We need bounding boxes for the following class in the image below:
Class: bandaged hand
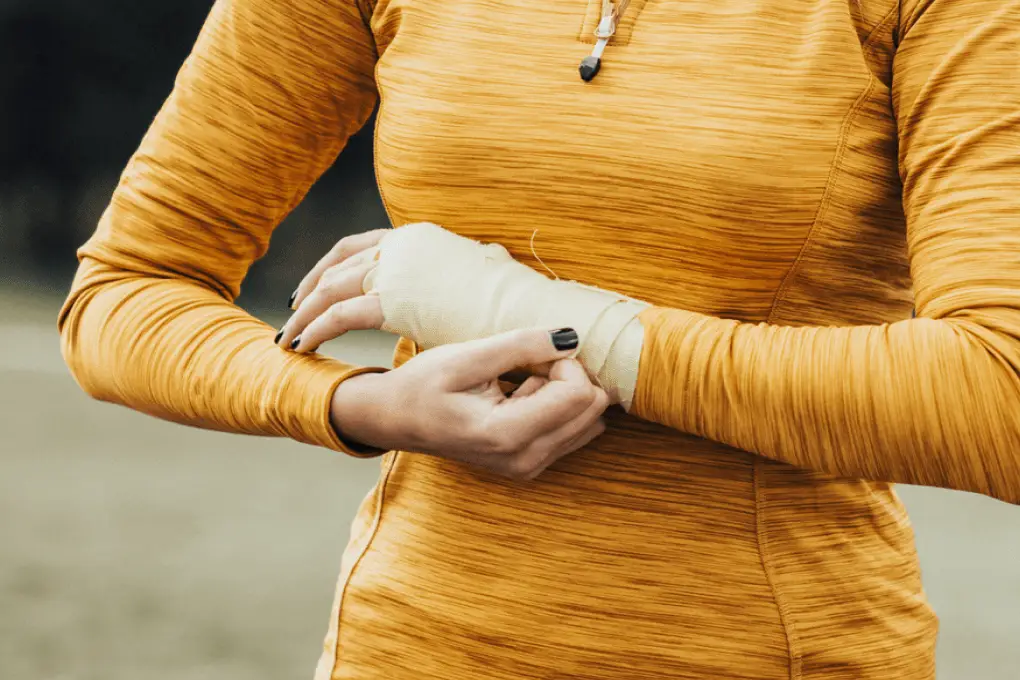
[277,223,649,408]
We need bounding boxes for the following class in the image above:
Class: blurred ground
[1,287,1017,680]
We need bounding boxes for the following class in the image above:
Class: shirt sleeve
[630,0,1020,504]
[57,0,384,455]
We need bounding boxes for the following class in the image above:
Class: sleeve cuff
[274,354,389,458]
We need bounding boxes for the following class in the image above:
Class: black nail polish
[287,290,298,308]
[274,329,284,344]
[290,335,302,350]
[550,328,579,351]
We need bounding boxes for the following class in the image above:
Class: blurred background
[0,1,1017,679]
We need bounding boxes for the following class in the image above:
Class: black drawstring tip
[579,56,601,82]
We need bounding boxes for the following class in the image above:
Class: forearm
[631,306,1020,503]
[59,258,381,454]
[627,0,1020,504]
[55,0,384,453]
[363,223,650,406]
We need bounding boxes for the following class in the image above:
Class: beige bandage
[362,223,648,409]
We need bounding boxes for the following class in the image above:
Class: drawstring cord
[579,0,631,81]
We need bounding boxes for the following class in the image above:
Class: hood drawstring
[579,0,630,82]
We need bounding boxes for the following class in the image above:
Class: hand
[329,328,610,480]
[276,228,387,352]
[275,223,647,409]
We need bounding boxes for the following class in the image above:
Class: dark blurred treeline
[0,0,385,304]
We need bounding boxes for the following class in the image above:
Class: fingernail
[287,290,298,309]
[290,335,302,350]
[274,329,284,344]
[550,328,578,351]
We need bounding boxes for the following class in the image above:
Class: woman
[59,0,1020,677]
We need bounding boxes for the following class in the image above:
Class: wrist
[593,314,645,410]
[330,371,390,453]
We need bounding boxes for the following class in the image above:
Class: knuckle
[564,384,593,409]
[505,453,542,481]
[491,435,520,458]
[321,307,346,333]
[327,300,346,318]
[322,261,345,278]
[317,277,342,298]
[482,429,521,457]
[333,237,353,259]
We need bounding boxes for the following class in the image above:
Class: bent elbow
[57,280,111,403]
[56,260,141,404]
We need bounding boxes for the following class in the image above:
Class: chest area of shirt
[368,0,900,311]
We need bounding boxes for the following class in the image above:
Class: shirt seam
[325,450,401,675]
[372,64,396,226]
[353,0,382,60]
[765,4,898,323]
[765,76,876,322]
[862,1,901,47]
[754,459,803,680]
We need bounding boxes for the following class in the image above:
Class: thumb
[440,328,579,391]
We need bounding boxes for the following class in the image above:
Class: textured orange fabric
[58,0,1020,678]
[58,0,383,454]
[631,0,1020,506]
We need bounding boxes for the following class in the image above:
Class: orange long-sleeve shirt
[59,0,1020,678]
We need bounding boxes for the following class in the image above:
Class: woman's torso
[317,1,938,677]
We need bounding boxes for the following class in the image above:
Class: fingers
[289,229,388,309]
[484,359,602,445]
[509,375,548,399]
[498,388,609,480]
[278,259,376,349]
[561,418,607,455]
[546,354,591,384]
[441,328,580,391]
[512,418,607,480]
[381,336,607,480]
[332,246,379,273]
[525,361,555,378]
[488,364,609,478]
[536,388,608,452]
[520,380,609,455]
[289,295,384,352]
